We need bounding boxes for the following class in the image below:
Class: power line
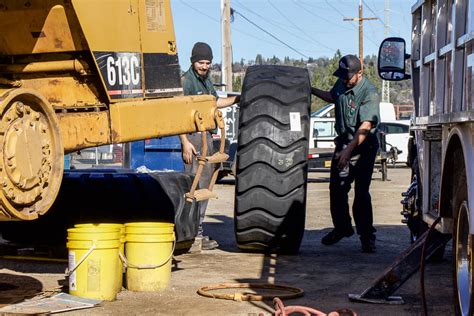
[343,1,379,64]
[179,0,294,51]
[362,0,385,27]
[179,0,219,23]
[366,0,402,38]
[233,0,332,51]
[363,0,401,37]
[295,0,334,11]
[292,0,354,32]
[234,0,293,30]
[232,8,309,58]
[267,0,336,51]
[324,0,357,30]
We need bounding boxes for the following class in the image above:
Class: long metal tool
[348,228,451,304]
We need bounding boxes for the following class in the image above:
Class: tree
[363,55,382,91]
[310,50,342,112]
[223,50,413,112]
[269,55,280,64]
[233,75,242,92]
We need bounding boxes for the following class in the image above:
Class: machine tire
[234,65,310,254]
[452,165,472,315]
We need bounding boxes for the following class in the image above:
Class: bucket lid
[75,223,125,234]
[125,232,175,243]
[67,227,121,241]
[68,226,120,233]
[125,222,174,235]
[124,222,174,228]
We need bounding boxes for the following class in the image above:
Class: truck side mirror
[378,37,410,81]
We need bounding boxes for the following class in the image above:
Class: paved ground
[0,167,454,315]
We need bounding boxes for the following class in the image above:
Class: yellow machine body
[0,0,218,220]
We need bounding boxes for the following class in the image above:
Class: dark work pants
[184,132,215,237]
[329,134,379,239]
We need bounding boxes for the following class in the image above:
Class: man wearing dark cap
[180,42,239,251]
[311,54,380,253]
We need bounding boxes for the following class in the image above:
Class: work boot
[360,235,376,253]
[201,236,219,250]
[321,228,354,246]
[188,237,203,253]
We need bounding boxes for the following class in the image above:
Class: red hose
[273,297,357,316]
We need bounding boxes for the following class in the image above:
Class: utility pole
[221,0,232,92]
[343,0,377,69]
[381,0,390,103]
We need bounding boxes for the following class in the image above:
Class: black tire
[0,171,198,244]
[234,65,310,254]
[452,166,472,315]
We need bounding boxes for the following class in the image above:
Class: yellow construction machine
[0,0,224,221]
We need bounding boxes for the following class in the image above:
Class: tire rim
[0,96,63,220]
[456,201,472,315]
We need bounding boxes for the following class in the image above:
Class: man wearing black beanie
[179,42,239,251]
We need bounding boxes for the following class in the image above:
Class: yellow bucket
[124,222,175,292]
[67,227,121,300]
[75,223,125,292]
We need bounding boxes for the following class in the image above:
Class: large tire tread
[234,65,310,254]
[237,140,307,173]
[240,98,309,126]
[236,188,305,216]
[237,163,305,196]
[238,119,307,148]
[452,163,470,316]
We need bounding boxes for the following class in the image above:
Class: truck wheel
[234,65,310,254]
[453,170,472,315]
[0,92,63,220]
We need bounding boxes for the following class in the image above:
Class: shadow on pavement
[0,273,44,306]
[202,216,454,315]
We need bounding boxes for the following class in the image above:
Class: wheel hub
[1,101,52,206]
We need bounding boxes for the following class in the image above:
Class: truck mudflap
[0,170,199,244]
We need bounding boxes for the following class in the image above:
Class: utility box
[130,136,184,171]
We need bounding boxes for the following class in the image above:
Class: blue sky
[171,0,413,69]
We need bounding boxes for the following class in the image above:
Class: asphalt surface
[0,167,454,315]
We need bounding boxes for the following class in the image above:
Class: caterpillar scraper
[0,0,224,222]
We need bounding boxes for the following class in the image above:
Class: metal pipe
[0,59,88,74]
[0,78,22,87]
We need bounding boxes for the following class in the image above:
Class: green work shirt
[330,77,380,140]
[182,66,218,98]
[182,66,218,133]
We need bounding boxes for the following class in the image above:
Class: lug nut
[15,102,24,115]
